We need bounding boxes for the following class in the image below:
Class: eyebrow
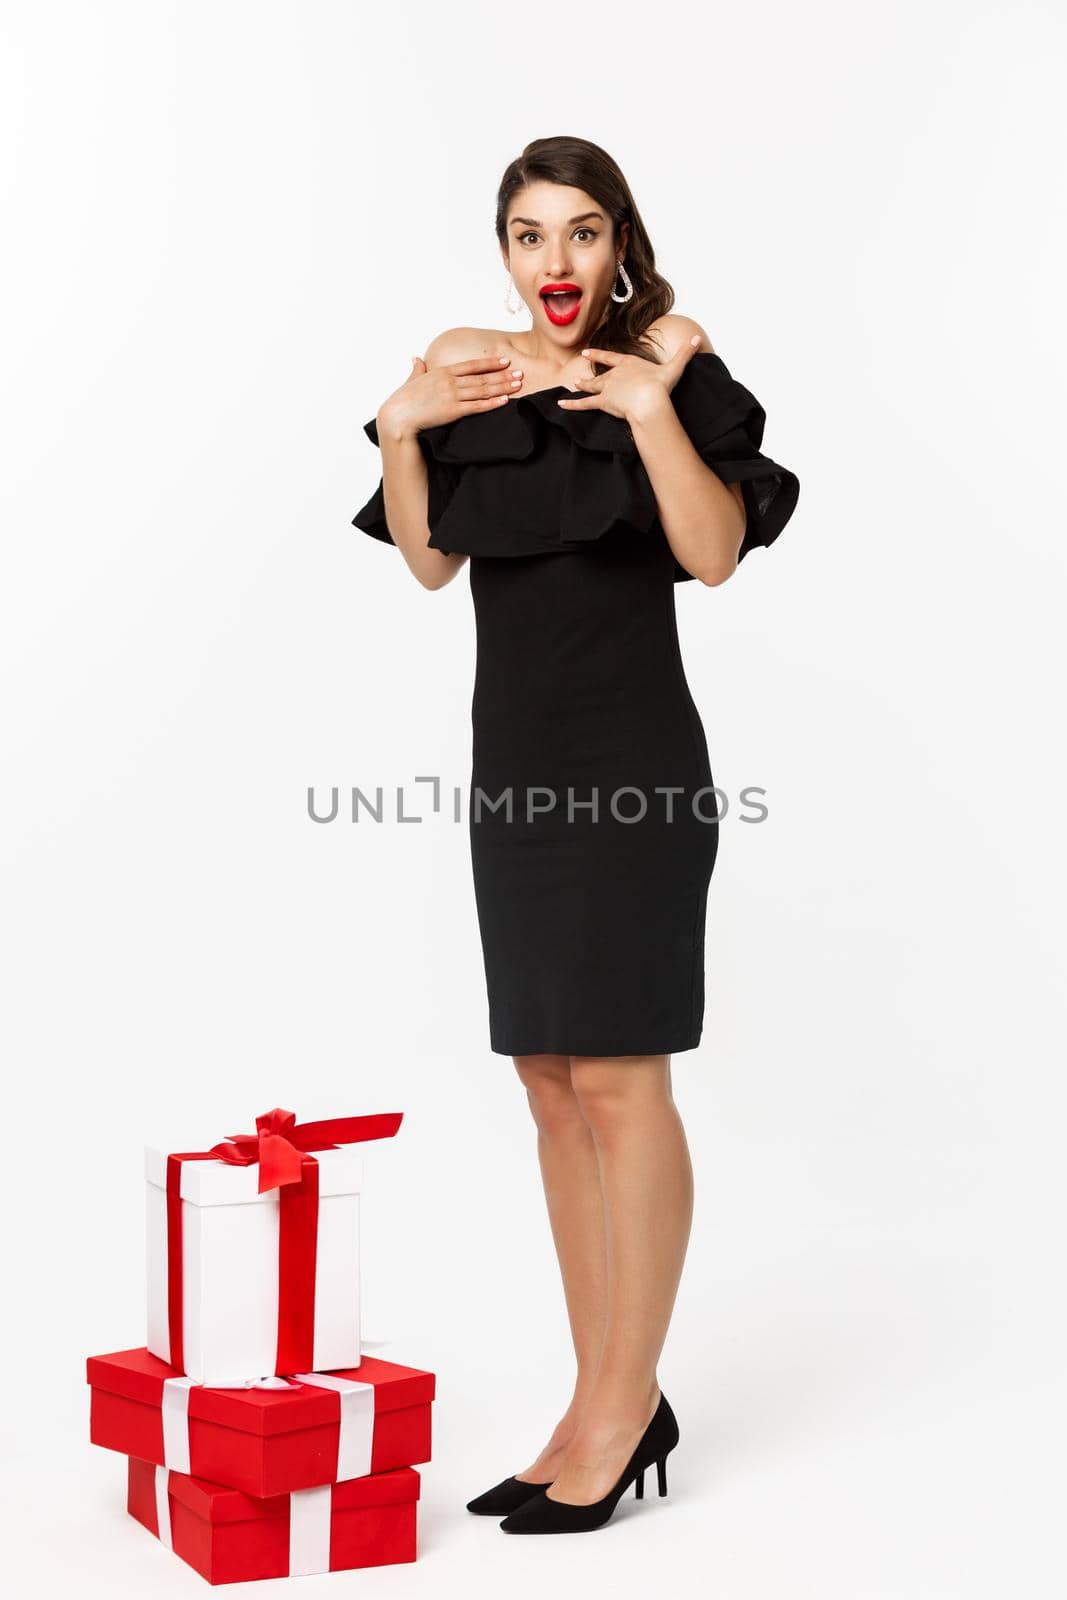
[509,212,605,228]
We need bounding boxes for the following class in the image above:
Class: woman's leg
[511,1053,610,1481]
[544,1053,694,1504]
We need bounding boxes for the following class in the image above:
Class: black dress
[351,352,799,1057]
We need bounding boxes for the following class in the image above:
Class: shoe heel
[656,1454,669,1496]
[634,1466,645,1499]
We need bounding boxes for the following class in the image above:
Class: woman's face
[503,181,629,348]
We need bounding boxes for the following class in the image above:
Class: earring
[504,273,525,316]
[610,259,634,303]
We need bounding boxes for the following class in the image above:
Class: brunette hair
[494,135,675,367]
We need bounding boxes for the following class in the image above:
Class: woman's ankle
[517,1399,587,1478]
[575,1378,661,1433]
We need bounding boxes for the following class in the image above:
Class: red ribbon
[165,1108,403,1377]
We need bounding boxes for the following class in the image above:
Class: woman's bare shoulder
[423,326,512,370]
[645,313,715,360]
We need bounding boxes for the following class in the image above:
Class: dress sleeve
[350,416,463,547]
[672,354,800,566]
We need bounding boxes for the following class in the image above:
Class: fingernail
[499,356,509,364]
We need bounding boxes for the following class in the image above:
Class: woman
[352,135,799,1535]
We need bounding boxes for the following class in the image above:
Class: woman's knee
[512,1054,585,1133]
[569,1055,670,1135]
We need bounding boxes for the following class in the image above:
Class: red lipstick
[539,283,583,325]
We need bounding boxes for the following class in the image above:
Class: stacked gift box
[86,1109,436,1584]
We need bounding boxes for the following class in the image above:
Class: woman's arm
[374,334,522,590]
[628,401,746,587]
[374,407,469,591]
[563,314,746,585]
[628,316,745,586]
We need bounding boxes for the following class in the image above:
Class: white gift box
[145,1144,364,1387]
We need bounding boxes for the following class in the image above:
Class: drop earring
[610,259,634,303]
[504,273,525,316]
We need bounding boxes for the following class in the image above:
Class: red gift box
[127,1455,419,1583]
[88,1347,434,1497]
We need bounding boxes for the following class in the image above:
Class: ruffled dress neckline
[352,353,799,580]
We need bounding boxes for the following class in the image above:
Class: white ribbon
[153,1466,173,1550]
[290,1373,375,1481]
[288,1485,333,1576]
[160,1377,197,1474]
[160,1372,375,1482]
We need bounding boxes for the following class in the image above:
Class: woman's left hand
[558,336,704,423]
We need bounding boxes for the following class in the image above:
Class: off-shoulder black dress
[351,352,799,1057]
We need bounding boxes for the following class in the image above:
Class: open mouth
[539,285,583,324]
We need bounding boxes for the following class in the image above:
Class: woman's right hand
[377,354,524,439]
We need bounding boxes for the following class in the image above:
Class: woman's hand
[377,354,524,440]
[557,336,704,424]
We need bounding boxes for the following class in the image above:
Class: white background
[3,1,1065,1595]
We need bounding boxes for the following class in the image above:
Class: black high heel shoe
[498,1391,679,1534]
[466,1474,554,1515]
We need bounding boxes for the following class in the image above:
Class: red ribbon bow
[166,1107,403,1378]
[208,1107,402,1195]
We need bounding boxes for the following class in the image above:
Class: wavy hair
[494,135,675,369]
